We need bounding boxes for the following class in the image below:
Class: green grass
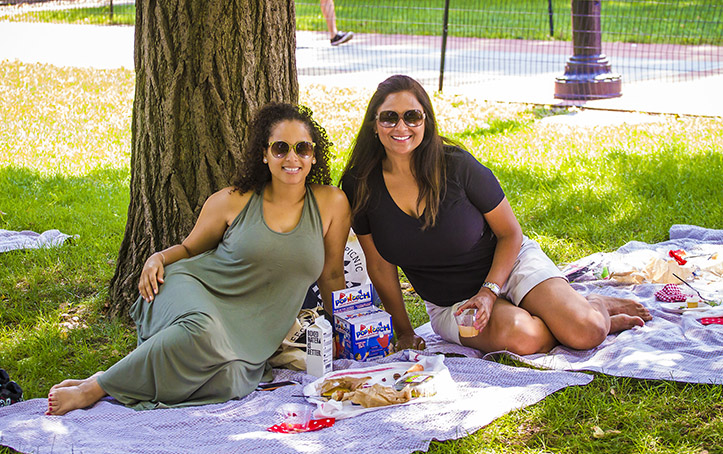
[4,0,722,45]
[4,4,135,26]
[2,61,723,453]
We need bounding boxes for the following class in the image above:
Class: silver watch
[482,281,500,297]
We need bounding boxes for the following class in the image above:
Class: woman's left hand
[455,288,496,332]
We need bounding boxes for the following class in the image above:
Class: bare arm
[138,188,247,301]
[314,187,352,315]
[456,196,523,330]
[357,233,426,351]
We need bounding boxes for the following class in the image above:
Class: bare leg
[522,278,646,351]
[47,372,107,416]
[320,0,338,37]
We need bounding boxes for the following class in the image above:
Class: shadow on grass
[0,165,129,326]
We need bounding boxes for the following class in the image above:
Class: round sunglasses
[267,141,316,159]
[375,109,426,128]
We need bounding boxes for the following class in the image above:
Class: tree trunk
[109,0,298,318]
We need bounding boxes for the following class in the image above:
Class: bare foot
[46,375,106,416]
[49,378,85,393]
[609,314,645,334]
[49,371,103,391]
[47,372,104,413]
[587,293,652,321]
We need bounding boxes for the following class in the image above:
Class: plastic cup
[278,403,313,431]
[455,308,479,337]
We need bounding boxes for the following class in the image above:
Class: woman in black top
[340,75,650,355]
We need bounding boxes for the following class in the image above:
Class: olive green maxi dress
[97,186,324,410]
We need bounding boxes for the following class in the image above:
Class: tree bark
[109,0,298,318]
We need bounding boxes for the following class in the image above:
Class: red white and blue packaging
[332,284,393,361]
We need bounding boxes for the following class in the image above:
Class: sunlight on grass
[2,61,723,454]
[0,62,134,176]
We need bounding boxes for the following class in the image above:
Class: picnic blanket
[0,351,592,454]
[417,224,723,385]
[0,229,75,253]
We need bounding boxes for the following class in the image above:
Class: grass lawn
[3,0,722,45]
[1,60,723,453]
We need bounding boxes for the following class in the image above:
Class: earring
[312,158,317,164]
[263,157,268,163]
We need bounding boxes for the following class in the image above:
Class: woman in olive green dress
[47,103,351,415]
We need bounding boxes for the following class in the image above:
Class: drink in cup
[455,308,479,337]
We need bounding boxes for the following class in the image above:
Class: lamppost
[555,0,621,100]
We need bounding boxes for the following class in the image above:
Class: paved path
[1,21,721,116]
[1,21,134,70]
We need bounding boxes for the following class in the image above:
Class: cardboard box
[332,284,393,361]
[306,316,333,377]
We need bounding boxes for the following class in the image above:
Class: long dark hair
[341,75,448,229]
[233,103,332,193]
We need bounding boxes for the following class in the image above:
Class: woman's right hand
[393,332,426,352]
[138,252,165,302]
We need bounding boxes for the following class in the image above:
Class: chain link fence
[296,0,722,93]
[2,0,721,105]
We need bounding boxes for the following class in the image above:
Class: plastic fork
[672,273,716,304]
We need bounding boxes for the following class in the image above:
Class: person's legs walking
[320,0,353,46]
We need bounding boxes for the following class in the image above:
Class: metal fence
[296,0,723,98]
[2,0,721,106]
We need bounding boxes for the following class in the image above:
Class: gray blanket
[0,229,75,253]
[0,351,592,454]
[417,224,723,384]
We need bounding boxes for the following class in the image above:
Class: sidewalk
[0,21,134,70]
[2,21,721,117]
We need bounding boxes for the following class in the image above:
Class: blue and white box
[332,283,393,361]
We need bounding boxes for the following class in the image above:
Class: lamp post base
[555,74,622,100]
[555,54,622,100]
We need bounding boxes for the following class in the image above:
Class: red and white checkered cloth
[655,284,690,302]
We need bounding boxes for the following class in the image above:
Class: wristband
[482,281,500,297]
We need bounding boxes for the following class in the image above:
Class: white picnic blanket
[0,229,75,253]
[417,224,723,385]
[0,351,592,454]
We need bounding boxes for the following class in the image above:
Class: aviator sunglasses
[267,141,316,159]
[375,109,426,128]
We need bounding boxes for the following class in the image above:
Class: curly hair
[233,103,333,193]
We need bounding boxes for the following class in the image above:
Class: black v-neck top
[341,146,505,306]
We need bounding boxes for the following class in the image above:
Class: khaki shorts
[425,237,565,345]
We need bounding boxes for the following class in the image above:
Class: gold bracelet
[158,251,166,266]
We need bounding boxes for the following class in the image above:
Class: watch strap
[482,281,500,297]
